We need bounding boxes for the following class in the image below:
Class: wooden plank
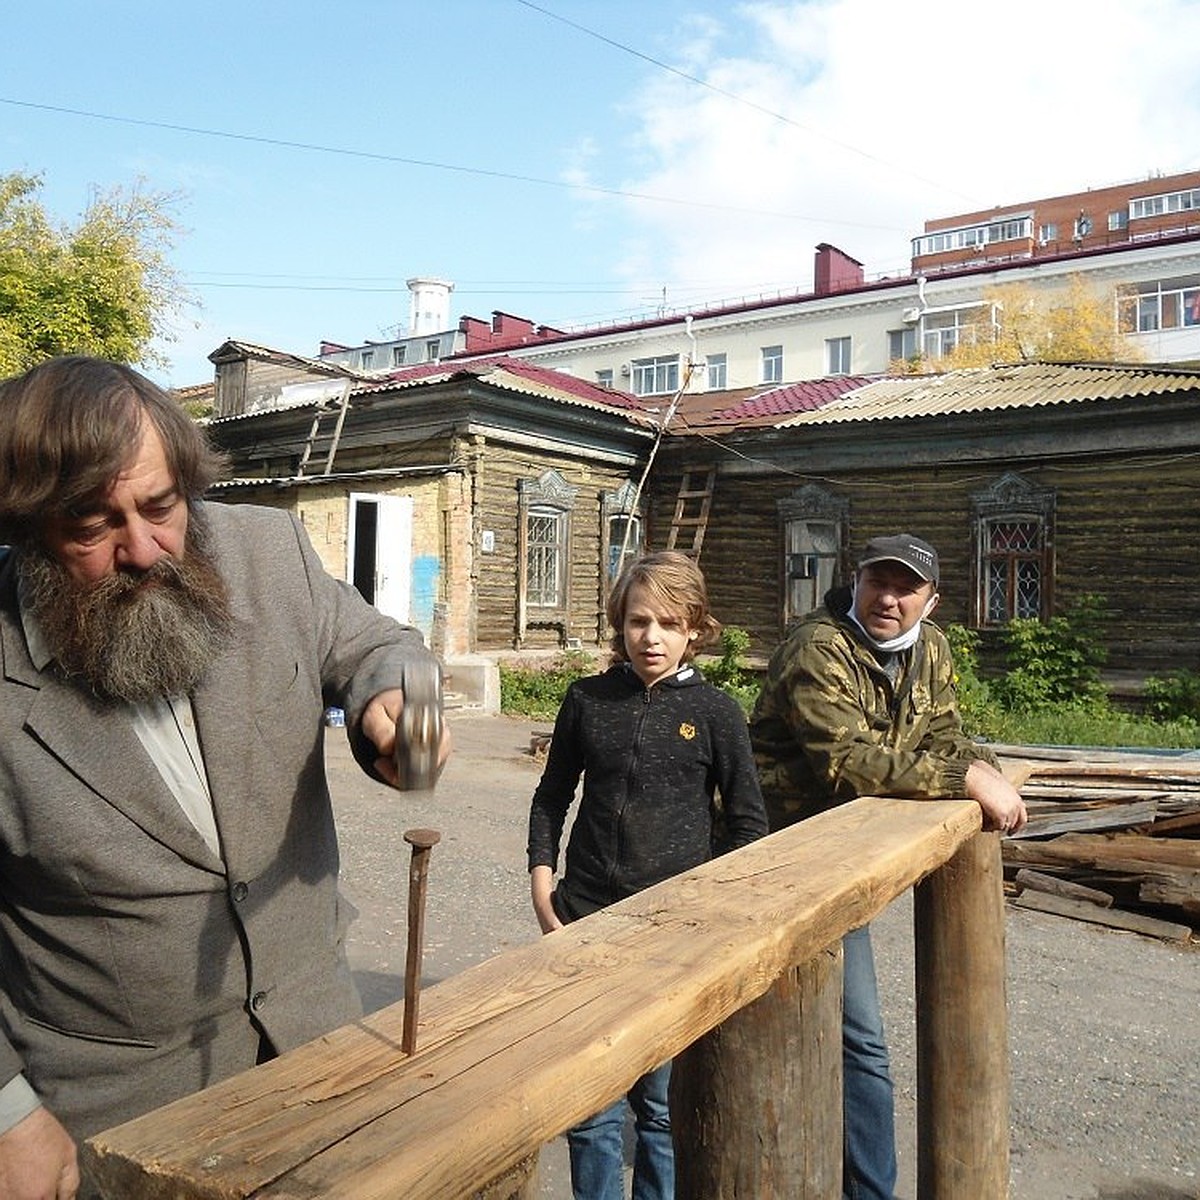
[1013,798,1160,838]
[1004,833,1200,870]
[1013,868,1114,907]
[1146,811,1200,836]
[1011,890,1194,943]
[85,797,982,1200]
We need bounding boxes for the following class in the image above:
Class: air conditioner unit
[901,307,921,324]
[619,362,631,377]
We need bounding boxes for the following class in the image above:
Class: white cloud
[607,0,1200,305]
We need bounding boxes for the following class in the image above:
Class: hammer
[401,827,441,1055]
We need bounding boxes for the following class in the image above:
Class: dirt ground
[328,713,1199,1200]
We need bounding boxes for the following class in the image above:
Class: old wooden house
[203,342,654,678]
[655,361,1200,678]
[200,345,1200,686]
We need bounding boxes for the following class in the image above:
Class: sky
[4,0,1200,388]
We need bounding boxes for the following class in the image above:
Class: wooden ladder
[666,465,716,558]
[297,380,353,477]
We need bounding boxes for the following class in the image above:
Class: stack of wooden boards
[993,745,1200,944]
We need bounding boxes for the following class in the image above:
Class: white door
[348,493,413,622]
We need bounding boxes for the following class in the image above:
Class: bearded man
[0,355,449,1200]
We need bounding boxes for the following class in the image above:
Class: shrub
[1143,669,1200,729]
[943,623,1006,740]
[498,650,596,719]
[702,625,760,714]
[991,593,1109,713]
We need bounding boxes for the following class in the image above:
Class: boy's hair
[607,549,721,663]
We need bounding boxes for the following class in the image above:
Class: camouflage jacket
[749,586,998,831]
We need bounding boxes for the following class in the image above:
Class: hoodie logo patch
[678,722,696,741]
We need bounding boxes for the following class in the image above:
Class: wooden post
[671,943,843,1198]
[914,831,1010,1198]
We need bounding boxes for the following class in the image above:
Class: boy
[528,550,767,1200]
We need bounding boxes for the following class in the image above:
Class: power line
[513,0,978,204]
[0,95,908,233]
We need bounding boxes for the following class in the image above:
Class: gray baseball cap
[858,533,939,583]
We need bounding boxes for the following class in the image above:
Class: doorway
[347,493,413,622]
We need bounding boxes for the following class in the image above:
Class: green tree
[0,172,192,373]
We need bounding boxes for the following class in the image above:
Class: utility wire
[513,0,978,204]
[0,96,906,232]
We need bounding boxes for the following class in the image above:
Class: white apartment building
[496,234,1200,401]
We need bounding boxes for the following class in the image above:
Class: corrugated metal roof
[714,375,880,421]
[210,354,653,428]
[772,361,1200,428]
[355,355,654,423]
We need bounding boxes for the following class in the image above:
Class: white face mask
[847,580,939,653]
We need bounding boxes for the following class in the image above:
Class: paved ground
[328,713,1199,1200]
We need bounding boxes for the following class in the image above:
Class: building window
[912,216,1033,257]
[826,336,851,375]
[1108,209,1129,232]
[392,345,407,367]
[707,353,728,390]
[526,509,564,607]
[601,480,644,638]
[888,328,918,362]
[360,349,374,369]
[1116,277,1200,333]
[631,355,679,396]
[517,470,577,642]
[607,513,642,579]
[1130,188,1200,219]
[778,486,848,627]
[971,473,1054,626]
[1038,222,1057,244]
[425,339,441,362]
[761,344,783,384]
[921,305,994,359]
[596,368,614,389]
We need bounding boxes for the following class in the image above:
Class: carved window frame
[777,485,848,628]
[517,469,577,643]
[970,472,1055,626]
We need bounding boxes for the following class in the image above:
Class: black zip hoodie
[527,661,768,921]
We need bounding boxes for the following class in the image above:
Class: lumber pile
[992,745,1200,943]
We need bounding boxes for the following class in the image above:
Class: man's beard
[19,517,234,705]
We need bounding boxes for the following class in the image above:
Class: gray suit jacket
[0,502,432,1140]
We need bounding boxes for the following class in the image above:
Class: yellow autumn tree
[889,275,1141,373]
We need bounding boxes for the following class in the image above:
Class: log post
[914,831,1010,1198]
[671,943,843,1198]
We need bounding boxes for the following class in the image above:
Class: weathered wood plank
[84,797,982,1200]
[1012,798,1160,838]
[1012,890,1194,943]
[1013,868,1114,907]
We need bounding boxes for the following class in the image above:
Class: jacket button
[250,991,267,1012]
[232,882,249,902]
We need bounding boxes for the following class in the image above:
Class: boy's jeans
[567,1060,674,1200]
[842,924,898,1200]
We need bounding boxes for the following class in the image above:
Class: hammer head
[394,660,445,792]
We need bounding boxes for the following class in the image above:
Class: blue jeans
[842,924,897,1200]
[567,1060,674,1200]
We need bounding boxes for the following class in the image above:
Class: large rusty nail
[402,828,441,1055]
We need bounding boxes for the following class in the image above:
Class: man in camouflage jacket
[750,533,1026,1200]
